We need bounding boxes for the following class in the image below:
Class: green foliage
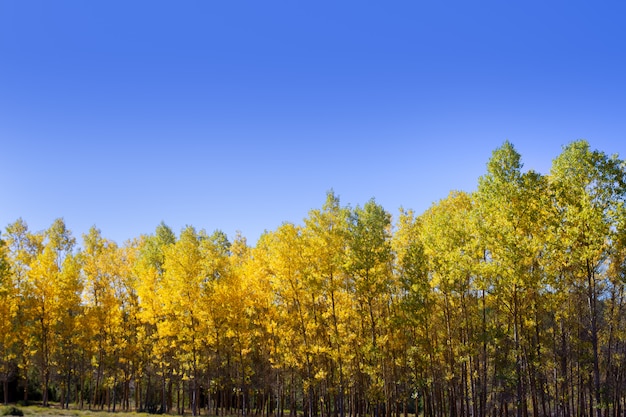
[2,407,23,416]
[3,140,626,417]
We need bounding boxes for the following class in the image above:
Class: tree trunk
[3,378,8,405]
[588,263,601,417]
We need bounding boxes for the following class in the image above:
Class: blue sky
[2,1,626,245]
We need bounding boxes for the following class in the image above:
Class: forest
[2,140,626,417]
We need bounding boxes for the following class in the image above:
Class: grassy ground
[1,405,154,417]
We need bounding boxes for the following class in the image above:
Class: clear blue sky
[2,1,626,245]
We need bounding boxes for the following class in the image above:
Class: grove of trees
[2,140,626,417]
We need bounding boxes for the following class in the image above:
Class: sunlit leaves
[3,140,626,417]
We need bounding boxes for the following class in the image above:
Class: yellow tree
[549,140,626,417]
[239,234,284,417]
[161,225,210,416]
[26,218,76,406]
[0,232,14,405]
[302,191,352,417]
[261,223,321,417]
[209,232,268,417]
[203,231,275,417]
[346,199,395,416]
[604,205,626,412]
[237,233,285,417]
[52,249,82,409]
[474,142,555,417]
[134,222,176,413]
[81,226,131,410]
[114,240,142,411]
[392,207,432,416]
[3,219,42,403]
[420,191,482,417]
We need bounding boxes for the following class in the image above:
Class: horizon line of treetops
[1,140,626,417]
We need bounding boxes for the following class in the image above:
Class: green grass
[0,406,155,417]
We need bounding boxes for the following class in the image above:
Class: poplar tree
[0,233,14,405]
[162,226,208,416]
[392,208,430,416]
[420,191,480,417]
[474,142,552,417]
[346,199,394,416]
[134,222,176,413]
[81,226,125,410]
[550,140,626,417]
[302,191,351,417]
[4,219,42,403]
[27,219,75,407]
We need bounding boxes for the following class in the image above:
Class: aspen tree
[550,140,626,417]
[27,219,75,406]
[81,226,127,410]
[162,226,208,416]
[0,234,14,405]
[135,222,176,413]
[392,208,430,416]
[302,191,352,417]
[243,234,285,417]
[114,240,142,411]
[53,250,82,409]
[4,219,42,403]
[420,191,480,417]
[262,223,320,417]
[346,200,394,416]
[475,142,550,417]
[604,206,626,413]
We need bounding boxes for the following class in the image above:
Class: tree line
[1,140,626,417]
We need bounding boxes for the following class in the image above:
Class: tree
[134,222,176,413]
[420,191,481,417]
[26,219,76,406]
[302,191,352,417]
[111,239,142,411]
[550,140,626,417]
[262,223,318,417]
[392,208,430,417]
[0,232,15,405]
[346,199,395,416]
[3,219,42,403]
[3,140,626,417]
[52,248,82,410]
[161,226,211,416]
[474,142,555,417]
